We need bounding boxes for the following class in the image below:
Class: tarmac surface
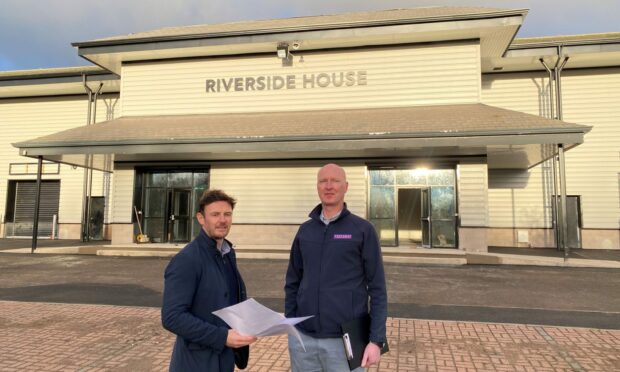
[1,249,619,371]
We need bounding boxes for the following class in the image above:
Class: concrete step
[15,243,618,268]
[97,249,178,257]
[92,245,466,264]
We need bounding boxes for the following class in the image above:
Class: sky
[1,0,619,71]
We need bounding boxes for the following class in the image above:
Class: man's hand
[225,329,257,348]
[361,342,381,368]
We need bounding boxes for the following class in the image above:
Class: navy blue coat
[285,204,388,344]
[162,229,247,372]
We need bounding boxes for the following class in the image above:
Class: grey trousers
[288,331,365,372]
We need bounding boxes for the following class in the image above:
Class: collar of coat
[309,202,351,223]
[197,229,234,256]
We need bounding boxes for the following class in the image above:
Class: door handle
[170,215,175,221]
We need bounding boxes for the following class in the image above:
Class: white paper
[212,298,313,350]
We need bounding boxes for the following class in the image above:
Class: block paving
[0,301,618,371]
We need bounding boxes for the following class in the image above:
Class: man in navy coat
[162,189,256,371]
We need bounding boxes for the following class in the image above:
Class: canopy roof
[14,103,590,171]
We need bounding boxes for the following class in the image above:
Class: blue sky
[1,0,618,71]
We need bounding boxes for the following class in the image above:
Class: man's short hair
[197,189,236,213]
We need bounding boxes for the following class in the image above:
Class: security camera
[292,42,301,50]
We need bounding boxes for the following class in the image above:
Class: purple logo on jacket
[333,234,353,239]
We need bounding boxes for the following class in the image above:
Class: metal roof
[74,7,523,47]
[0,66,109,81]
[512,32,620,48]
[14,104,589,171]
[15,103,588,148]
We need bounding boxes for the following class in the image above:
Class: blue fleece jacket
[284,204,388,344]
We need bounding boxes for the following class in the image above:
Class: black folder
[340,314,389,370]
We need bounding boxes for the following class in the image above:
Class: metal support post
[552,149,561,250]
[31,156,43,253]
[558,144,569,259]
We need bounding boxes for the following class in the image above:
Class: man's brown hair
[197,189,236,213]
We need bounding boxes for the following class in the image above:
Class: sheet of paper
[212,298,313,350]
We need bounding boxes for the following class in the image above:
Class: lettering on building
[205,71,367,93]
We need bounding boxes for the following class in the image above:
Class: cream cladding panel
[121,43,481,115]
[457,163,488,227]
[0,95,119,225]
[482,69,620,229]
[209,163,367,224]
[487,168,553,228]
[561,69,620,229]
[110,166,135,224]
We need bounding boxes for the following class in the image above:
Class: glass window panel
[396,170,427,186]
[144,188,166,218]
[168,172,193,188]
[432,221,456,248]
[173,219,191,242]
[370,219,396,246]
[369,186,395,219]
[193,187,206,213]
[192,188,205,238]
[144,218,164,243]
[193,172,210,187]
[146,173,167,187]
[192,219,201,239]
[427,170,455,186]
[422,219,431,247]
[369,170,394,186]
[174,191,191,216]
[431,187,455,219]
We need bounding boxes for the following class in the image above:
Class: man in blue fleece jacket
[285,163,388,371]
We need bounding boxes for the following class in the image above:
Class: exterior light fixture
[277,43,289,59]
[277,42,293,66]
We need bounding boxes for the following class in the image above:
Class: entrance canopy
[14,103,590,171]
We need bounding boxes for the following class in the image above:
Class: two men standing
[162,164,387,372]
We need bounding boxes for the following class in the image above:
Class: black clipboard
[340,313,389,370]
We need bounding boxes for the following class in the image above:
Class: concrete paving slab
[1,300,618,371]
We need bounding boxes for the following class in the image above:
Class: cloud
[1,0,618,71]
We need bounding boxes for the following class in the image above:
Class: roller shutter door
[11,181,60,237]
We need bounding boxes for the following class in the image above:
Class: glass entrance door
[430,186,456,247]
[369,168,457,248]
[168,189,191,243]
[138,169,209,243]
[421,188,431,247]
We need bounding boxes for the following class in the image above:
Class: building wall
[108,161,367,244]
[561,68,620,230]
[120,42,481,116]
[0,95,119,238]
[110,165,135,224]
[456,162,489,252]
[482,68,620,239]
[457,162,489,228]
[203,162,366,224]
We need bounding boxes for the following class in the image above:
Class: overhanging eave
[18,131,587,171]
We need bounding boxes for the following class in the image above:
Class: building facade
[1,7,618,250]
